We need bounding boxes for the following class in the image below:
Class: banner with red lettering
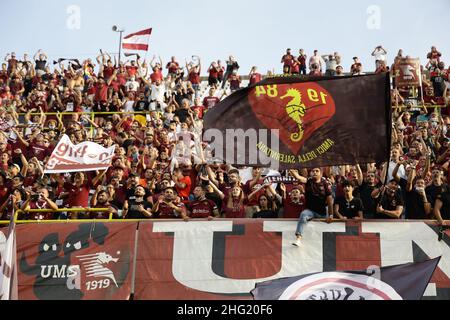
[44,135,116,173]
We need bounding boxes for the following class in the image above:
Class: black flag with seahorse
[203,73,391,170]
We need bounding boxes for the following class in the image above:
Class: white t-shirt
[150,83,166,102]
[373,48,387,62]
[388,161,406,182]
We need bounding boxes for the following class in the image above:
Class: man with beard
[354,170,383,219]
[186,185,219,220]
[373,179,404,219]
[90,185,119,219]
[22,186,59,220]
[123,185,153,219]
[152,187,188,220]
[404,170,431,219]
[426,168,446,211]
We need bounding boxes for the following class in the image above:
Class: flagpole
[118,30,123,64]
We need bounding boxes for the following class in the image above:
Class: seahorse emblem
[280,88,306,142]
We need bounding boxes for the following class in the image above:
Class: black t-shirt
[206,192,222,211]
[125,198,152,219]
[376,191,404,219]
[134,99,149,112]
[174,108,189,123]
[334,197,364,219]
[426,184,446,208]
[305,178,332,214]
[253,209,278,219]
[35,59,47,71]
[354,181,382,218]
[435,188,450,220]
[405,190,428,219]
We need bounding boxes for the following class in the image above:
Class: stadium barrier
[2,219,450,300]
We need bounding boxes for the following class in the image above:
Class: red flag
[122,28,152,51]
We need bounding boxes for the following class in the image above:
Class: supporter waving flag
[44,135,116,173]
[122,28,152,51]
[251,257,440,300]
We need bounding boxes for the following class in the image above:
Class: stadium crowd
[0,45,450,235]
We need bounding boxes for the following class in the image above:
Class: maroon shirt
[187,199,217,218]
[282,195,306,218]
[202,96,220,109]
[63,180,93,208]
[155,201,186,219]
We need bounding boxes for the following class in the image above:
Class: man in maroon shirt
[166,56,180,77]
[279,184,306,218]
[248,66,262,86]
[63,171,106,219]
[90,185,118,219]
[186,185,219,219]
[202,88,220,110]
[152,187,188,220]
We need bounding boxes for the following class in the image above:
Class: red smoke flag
[122,28,152,51]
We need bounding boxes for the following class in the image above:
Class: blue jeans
[295,209,327,237]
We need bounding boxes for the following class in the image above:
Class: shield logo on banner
[248,82,336,154]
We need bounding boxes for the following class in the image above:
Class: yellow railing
[8,208,114,224]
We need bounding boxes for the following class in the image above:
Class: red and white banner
[0,214,18,300]
[122,28,152,51]
[44,135,115,173]
[5,220,450,300]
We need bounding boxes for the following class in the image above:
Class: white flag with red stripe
[44,135,116,173]
[122,28,152,51]
[0,211,18,300]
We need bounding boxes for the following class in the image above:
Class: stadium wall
[1,220,449,300]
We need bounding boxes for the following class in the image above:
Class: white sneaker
[292,238,302,247]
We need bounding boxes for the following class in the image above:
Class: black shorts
[208,76,218,86]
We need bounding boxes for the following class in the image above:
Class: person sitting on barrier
[292,167,333,247]
[21,186,59,220]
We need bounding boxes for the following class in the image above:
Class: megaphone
[112,25,118,31]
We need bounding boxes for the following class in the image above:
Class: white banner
[44,135,116,173]
[0,220,17,300]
